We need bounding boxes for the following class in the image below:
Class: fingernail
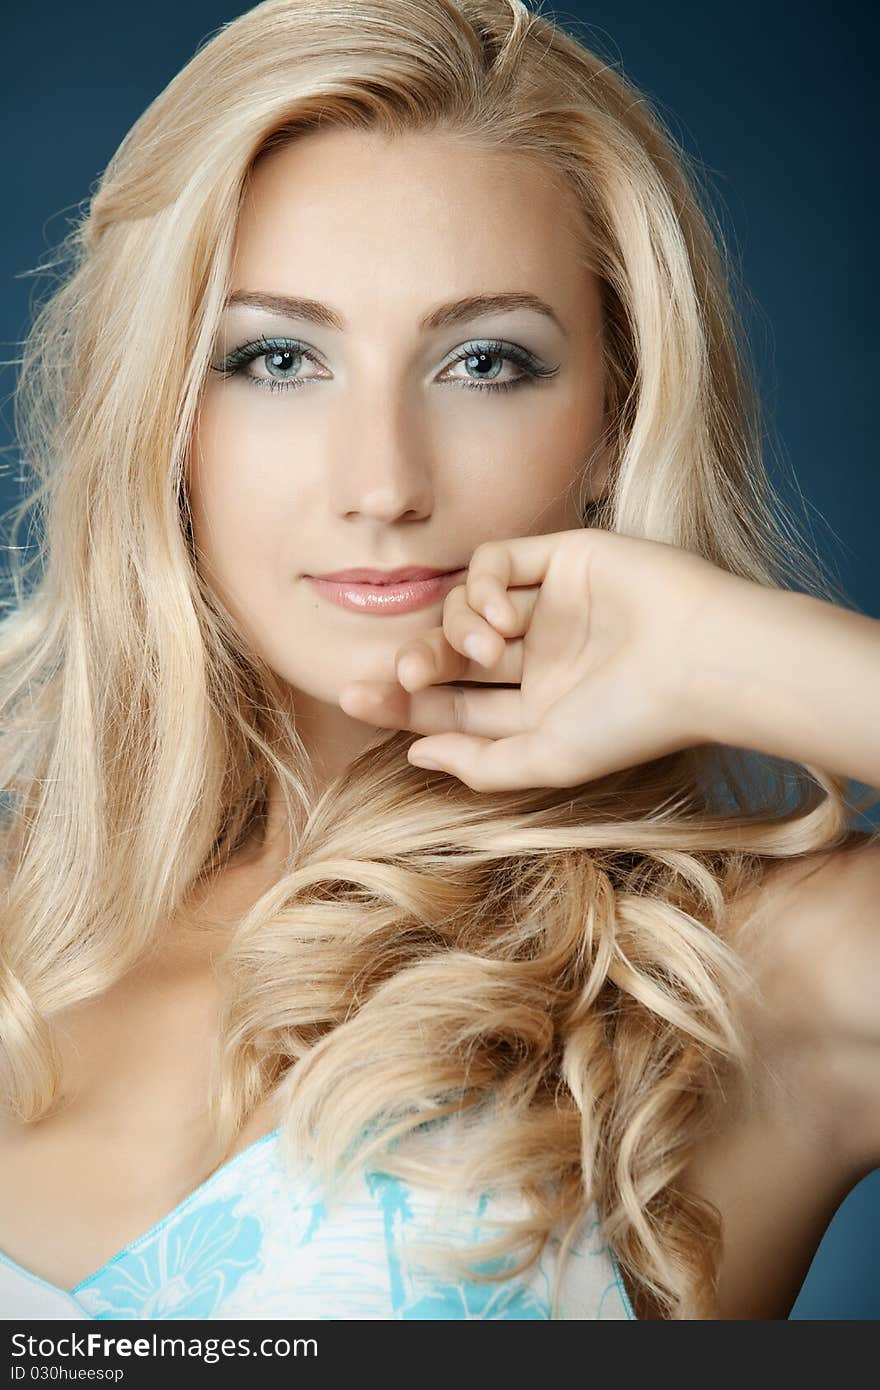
[464,633,493,663]
[485,603,508,627]
[410,755,442,770]
[397,657,420,686]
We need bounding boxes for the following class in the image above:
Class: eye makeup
[211,336,561,395]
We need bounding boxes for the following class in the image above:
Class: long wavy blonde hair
[0,0,873,1319]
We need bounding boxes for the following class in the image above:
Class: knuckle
[414,636,439,667]
[469,540,501,572]
[559,528,593,575]
[443,583,467,620]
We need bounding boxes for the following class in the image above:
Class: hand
[337,527,730,792]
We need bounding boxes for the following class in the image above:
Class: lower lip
[304,569,467,614]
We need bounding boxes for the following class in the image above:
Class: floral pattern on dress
[401,1268,549,1320]
[76,1203,263,1320]
[61,1129,634,1321]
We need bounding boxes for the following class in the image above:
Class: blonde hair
[0,0,874,1318]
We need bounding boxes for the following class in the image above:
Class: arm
[690,578,880,790]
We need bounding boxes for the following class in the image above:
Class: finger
[339,680,524,740]
[396,584,535,691]
[398,633,525,691]
[408,728,572,791]
[464,531,587,625]
[441,580,537,669]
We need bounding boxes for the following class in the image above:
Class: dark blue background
[1,0,876,1318]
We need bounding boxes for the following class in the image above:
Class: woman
[0,0,877,1321]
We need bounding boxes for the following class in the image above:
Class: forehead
[229,128,599,322]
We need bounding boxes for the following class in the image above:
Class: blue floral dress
[0,1122,636,1321]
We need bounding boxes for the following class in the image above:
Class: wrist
[680,573,808,754]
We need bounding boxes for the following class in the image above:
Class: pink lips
[311,566,456,584]
[304,568,467,614]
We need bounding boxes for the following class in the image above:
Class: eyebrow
[222,289,568,339]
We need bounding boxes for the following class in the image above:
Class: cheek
[483,400,598,529]
[534,377,605,497]
[189,401,294,552]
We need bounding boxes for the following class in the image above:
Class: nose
[330,389,434,524]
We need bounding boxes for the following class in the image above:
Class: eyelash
[212,337,560,395]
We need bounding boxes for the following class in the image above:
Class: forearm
[690,577,880,790]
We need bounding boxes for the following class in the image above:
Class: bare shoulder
[668,830,880,1318]
[728,828,880,1175]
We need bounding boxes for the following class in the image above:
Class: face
[190,127,608,777]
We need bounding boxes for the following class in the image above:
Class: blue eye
[212,336,559,395]
[212,337,322,393]
[440,340,560,393]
